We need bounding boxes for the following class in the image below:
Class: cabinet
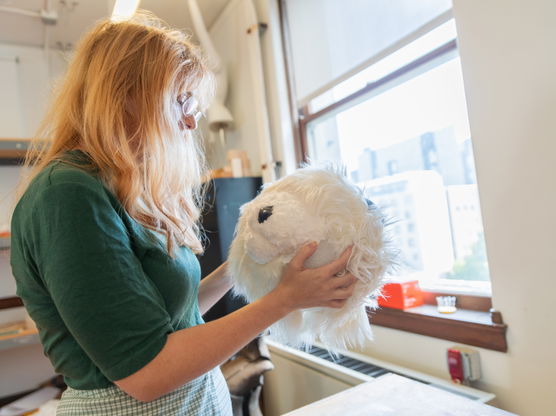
[199,176,263,321]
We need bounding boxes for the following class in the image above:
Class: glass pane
[307,56,491,288]
[286,0,452,101]
[309,19,458,113]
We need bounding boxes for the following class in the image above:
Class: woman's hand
[272,242,357,313]
[116,245,356,402]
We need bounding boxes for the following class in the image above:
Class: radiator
[263,339,495,416]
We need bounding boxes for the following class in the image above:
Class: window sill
[4,295,507,351]
[368,304,508,352]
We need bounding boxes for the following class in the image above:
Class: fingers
[330,272,356,293]
[323,245,353,276]
[183,114,198,130]
[333,273,358,289]
[289,241,318,269]
[283,244,358,311]
[327,274,357,309]
[181,95,199,115]
[334,284,356,299]
[327,299,347,308]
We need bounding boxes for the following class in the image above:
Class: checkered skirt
[56,368,232,415]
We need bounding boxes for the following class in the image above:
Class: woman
[10,12,357,415]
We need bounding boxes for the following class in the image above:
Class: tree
[444,234,490,281]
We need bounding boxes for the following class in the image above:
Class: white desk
[284,374,516,416]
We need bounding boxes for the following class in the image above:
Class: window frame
[278,1,507,351]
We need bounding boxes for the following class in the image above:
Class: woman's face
[177,93,202,131]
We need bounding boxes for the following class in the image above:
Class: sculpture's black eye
[258,206,274,224]
[365,198,375,208]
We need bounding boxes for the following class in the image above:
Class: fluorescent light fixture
[111,0,140,22]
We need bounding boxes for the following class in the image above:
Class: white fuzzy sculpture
[229,165,395,350]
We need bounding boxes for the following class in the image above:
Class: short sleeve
[32,180,173,381]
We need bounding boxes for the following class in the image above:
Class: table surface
[284,373,517,416]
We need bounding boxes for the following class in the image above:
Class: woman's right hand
[273,242,358,312]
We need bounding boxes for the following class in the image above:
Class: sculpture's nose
[258,206,274,224]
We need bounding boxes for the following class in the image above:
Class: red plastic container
[378,280,424,309]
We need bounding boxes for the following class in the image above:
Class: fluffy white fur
[229,166,395,350]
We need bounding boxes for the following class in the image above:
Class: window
[280,1,507,352]
[280,0,507,351]
[285,8,491,296]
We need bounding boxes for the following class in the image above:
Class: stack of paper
[0,387,59,416]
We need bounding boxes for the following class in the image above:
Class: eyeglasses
[177,94,203,123]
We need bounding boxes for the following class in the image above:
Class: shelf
[0,322,39,351]
[0,330,40,351]
[0,236,9,250]
[0,137,31,155]
[0,297,24,310]
[369,305,508,352]
[0,138,32,164]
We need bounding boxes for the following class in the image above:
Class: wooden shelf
[0,322,39,351]
[0,297,23,310]
[0,330,40,351]
[0,137,31,155]
[369,305,508,352]
[0,138,49,165]
[0,327,38,341]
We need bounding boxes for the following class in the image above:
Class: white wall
[0,59,23,138]
[206,0,274,181]
[453,0,555,413]
[205,0,297,180]
[254,1,555,415]
[0,44,67,139]
[354,2,556,415]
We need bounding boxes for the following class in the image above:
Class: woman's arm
[197,262,232,316]
[115,243,356,402]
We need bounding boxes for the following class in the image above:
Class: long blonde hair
[21,11,215,255]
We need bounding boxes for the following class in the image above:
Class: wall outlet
[448,346,481,383]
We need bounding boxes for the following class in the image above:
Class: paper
[36,399,59,416]
[0,387,60,416]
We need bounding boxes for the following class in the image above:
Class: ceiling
[0,0,231,49]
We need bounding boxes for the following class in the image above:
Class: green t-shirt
[10,151,204,390]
